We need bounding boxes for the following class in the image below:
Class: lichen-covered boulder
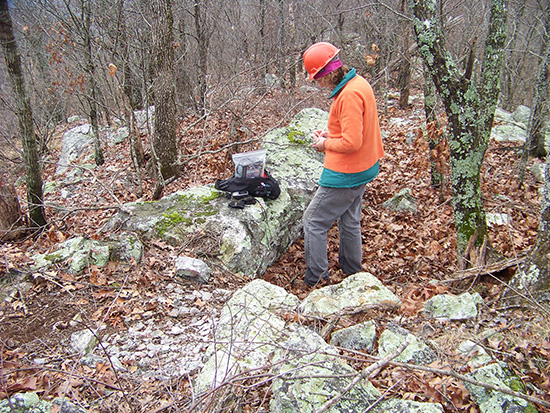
[262,108,326,197]
[423,292,483,321]
[0,392,87,413]
[31,232,143,274]
[195,279,382,413]
[103,108,328,277]
[31,236,110,274]
[372,399,444,413]
[492,105,550,148]
[378,323,437,365]
[330,320,377,352]
[299,272,401,317]
[194,279,300,394]
[382,188,417,214]
[465,363,537,413]
[270,324,381,413]
[56,124,93,175]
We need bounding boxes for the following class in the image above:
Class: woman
[302,41,384,287]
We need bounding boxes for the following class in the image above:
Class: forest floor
[1,86,549,412]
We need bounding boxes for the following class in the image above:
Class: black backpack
[215,170,281,200]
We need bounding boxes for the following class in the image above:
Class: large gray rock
[31,232,143,274]
[0,392,87,413]
[31,236,110,274]
[103,108,327,277]
[423,292,483,321]
[194,279,382,412]
[56,124,93,175]
[270,325,381,412]
[372,399,444,413]
[465,363,537,413]
[378,324,437,365]
[299,272,401,317]
[492,105,550,148]
[330,319,377,352]
[262,108,326,196]
[194,279,300,394]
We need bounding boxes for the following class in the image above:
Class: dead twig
[385,359,550,409]
[442,255,526,283]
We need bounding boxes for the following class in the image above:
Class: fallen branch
[386,359,550,409]
[443,254,526,283]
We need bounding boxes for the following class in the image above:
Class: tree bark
[288,1,297,90]
[398,0,411,109]
[422,63,445,189]
[194,0,208,115]
[82,0,104,167]
[116,0,144,165]
[149,0,178,195]
[524,0,550,160]
[0,0,46,228]
[117,0,142,111]
[259,0,267,78]
[278,0,285,90]
[411,0,508,265]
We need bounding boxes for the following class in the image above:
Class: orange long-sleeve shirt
[323,75,384,173]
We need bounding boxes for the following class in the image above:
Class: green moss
[196,205,217,217]
[524,403,539,413]
[287,129,307,145]
[44,253,63,263]
[181,191,222,204]
[507,377,526,393]
[157,212,192,236]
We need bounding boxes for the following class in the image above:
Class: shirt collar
[329,68,357,99]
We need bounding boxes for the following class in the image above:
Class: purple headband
[314,58,343,80]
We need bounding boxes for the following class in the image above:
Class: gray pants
[303,184,366,286]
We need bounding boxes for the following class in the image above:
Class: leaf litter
[0,89,548,412]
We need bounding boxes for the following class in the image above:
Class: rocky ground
[1,87,549,412]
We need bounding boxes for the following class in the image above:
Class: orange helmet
[303,42,340,81]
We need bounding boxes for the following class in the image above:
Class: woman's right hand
[313,130,329,139]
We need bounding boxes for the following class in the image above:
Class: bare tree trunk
[29,31,65,153]
[149,0,178,198]
[117,0,142,111]
[260,0,267,78]
[0,0,46,229]
[500,2,526,111]
[288,1,297,90]
[194,1,208,115]
[411,0,508,266]
[116,0,144,164]
[524,0,550,160]
[278,0,285,90]
[398,0,411,108]
[422,63,445,190]
[83,0,104,167]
